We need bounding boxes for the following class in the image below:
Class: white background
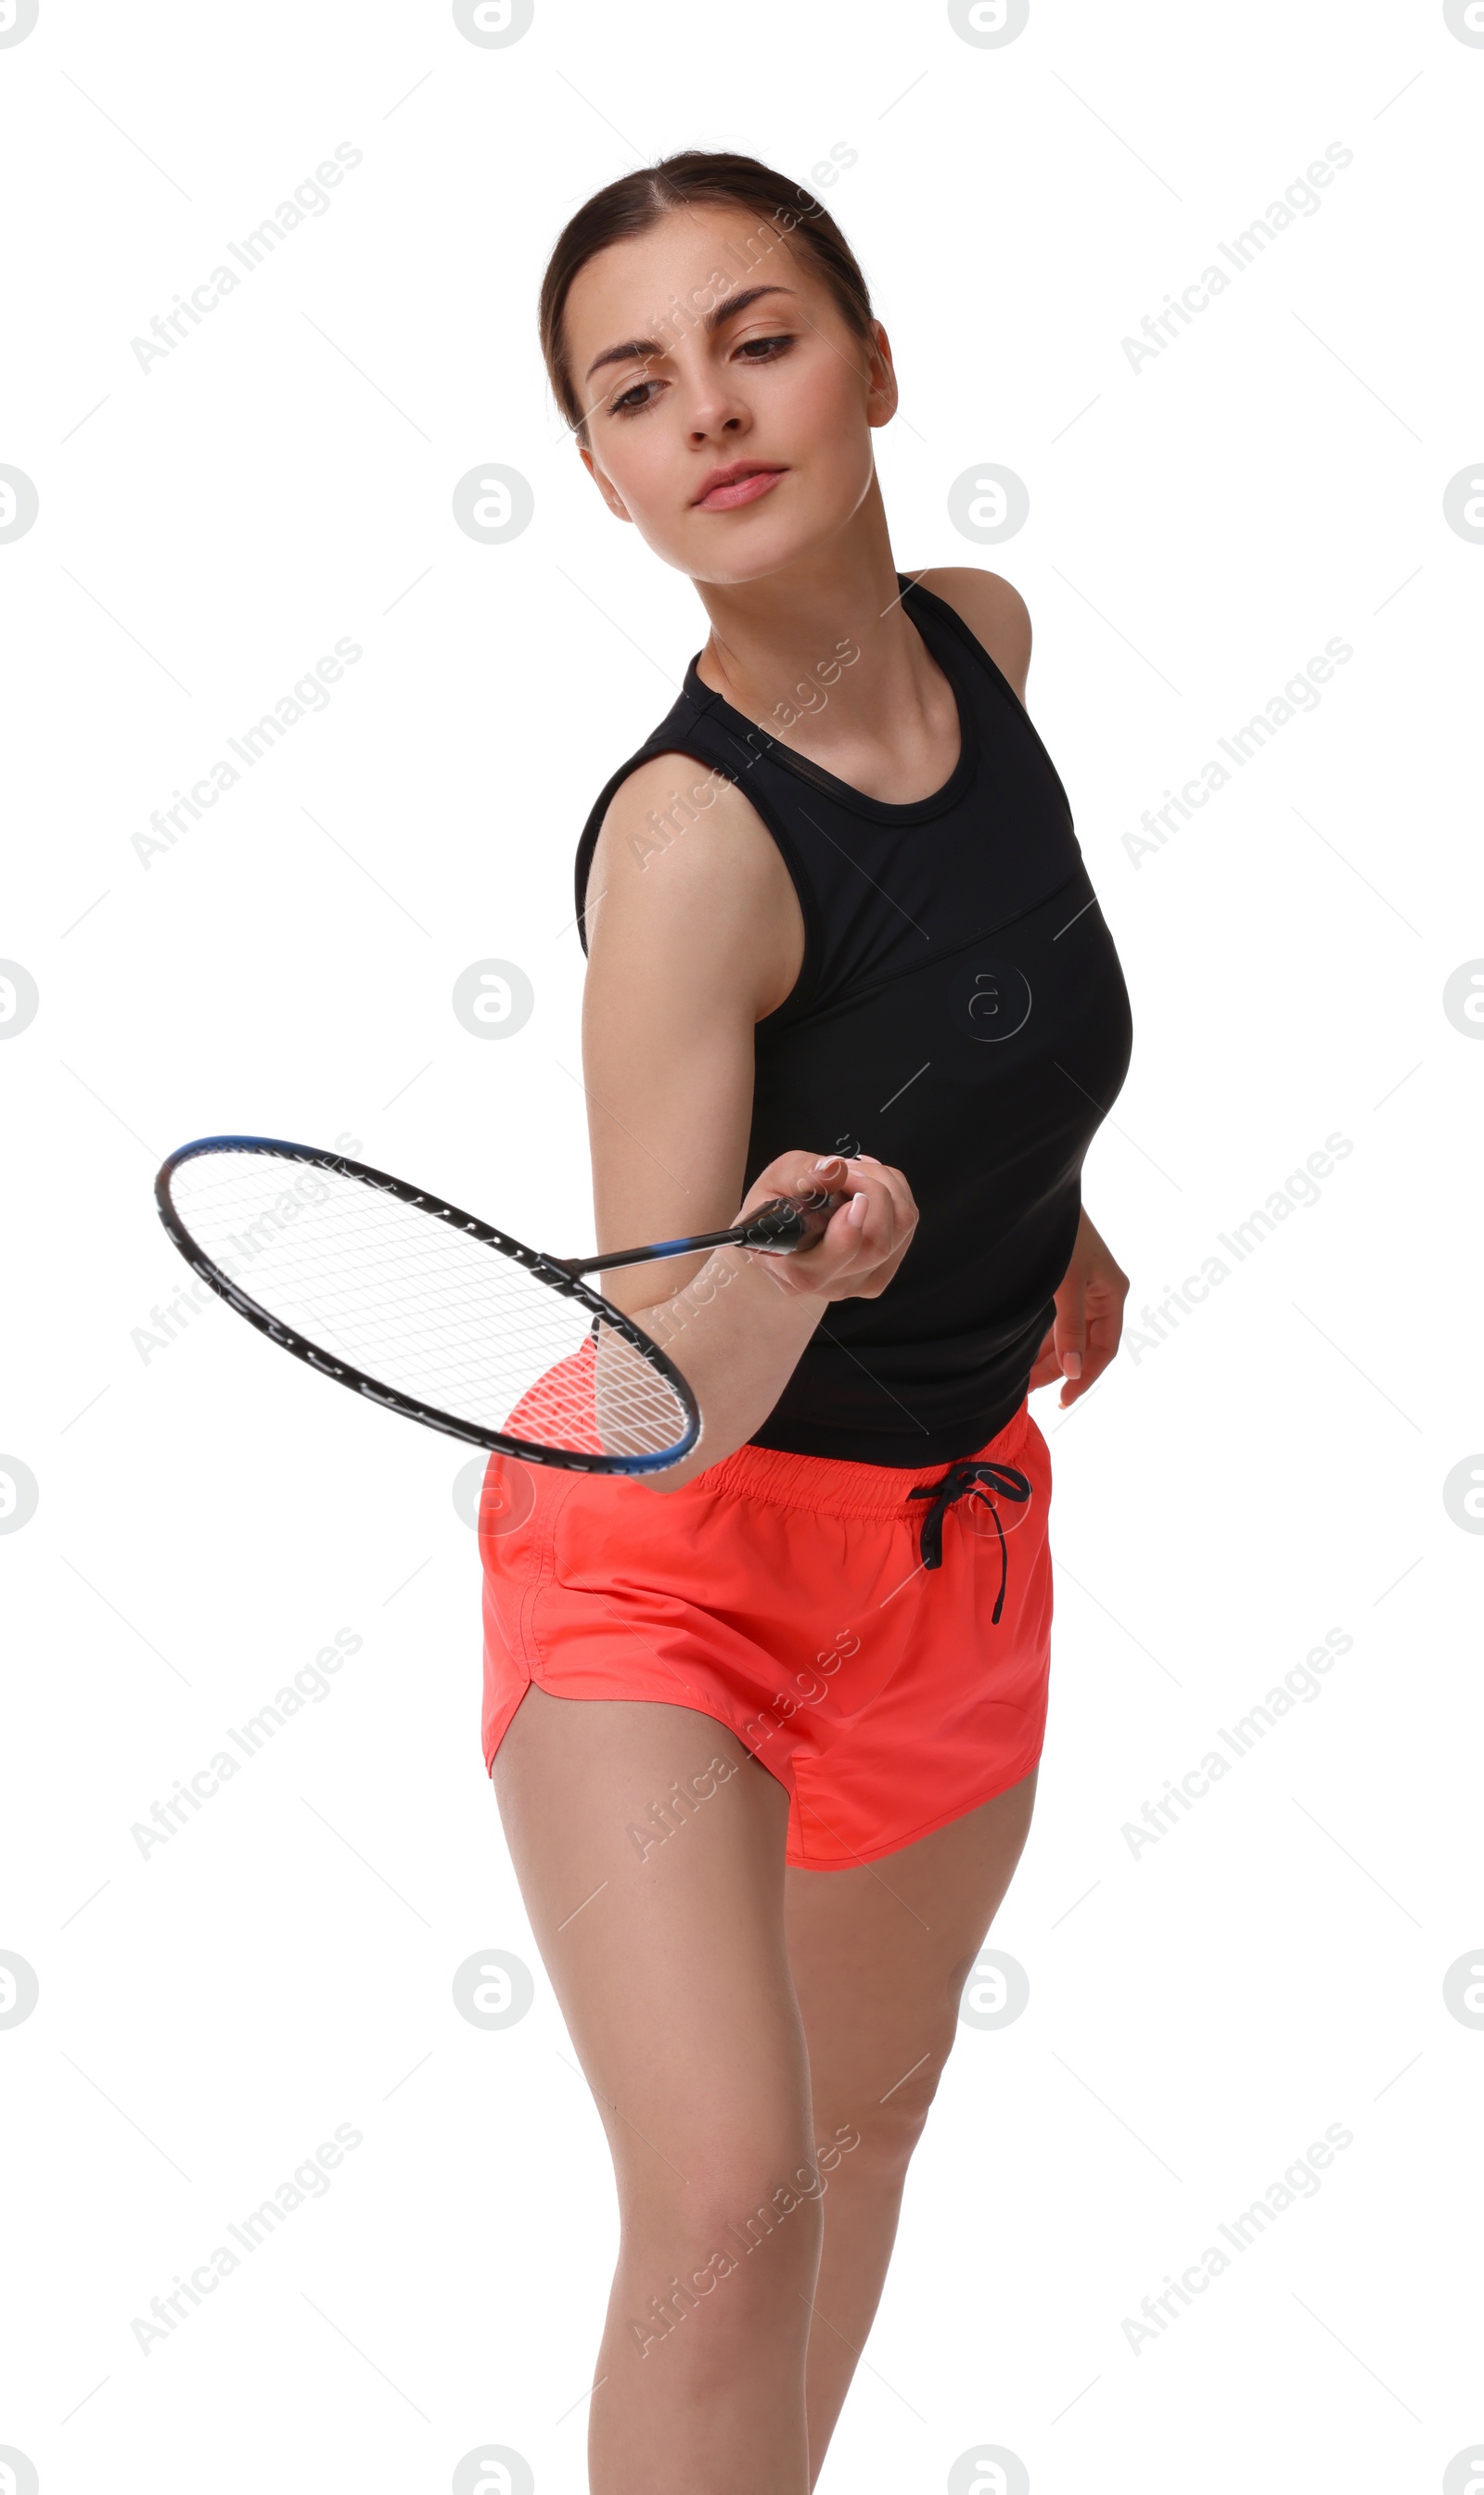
[2,1,1481,2489]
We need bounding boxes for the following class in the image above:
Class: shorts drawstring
[908,1459,1033,1620]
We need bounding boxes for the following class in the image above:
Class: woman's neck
[691,484,959,803]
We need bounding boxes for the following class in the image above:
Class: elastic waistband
[692,1400,1032,1521]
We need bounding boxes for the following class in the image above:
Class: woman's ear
[578,441,633,523]
[864,320,899,429]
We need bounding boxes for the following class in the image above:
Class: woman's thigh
[783,1768,1039,2156]
[492,1684,820,2226]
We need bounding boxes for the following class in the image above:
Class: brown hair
[538,149,876,436]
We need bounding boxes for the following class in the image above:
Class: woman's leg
[783,1768,1039,2484]
[492,1683,822,2495]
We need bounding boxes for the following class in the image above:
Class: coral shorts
[480,1398,1053,1871]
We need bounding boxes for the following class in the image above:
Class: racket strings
[167,1151,688,1459]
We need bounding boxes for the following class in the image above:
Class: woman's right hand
[737,1151,918,1304]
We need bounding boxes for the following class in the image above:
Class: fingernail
[1062,1350,1081,1377]
[812,1156,843,1174]
[848,1192,867,1225]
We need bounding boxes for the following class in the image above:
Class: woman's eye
[610,378,657,416]
[607,333,792,416]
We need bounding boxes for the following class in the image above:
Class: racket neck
[557,1225,746,1279]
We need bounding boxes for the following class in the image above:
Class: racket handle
[556,1189,849,1277]
[737,1188,848,1255]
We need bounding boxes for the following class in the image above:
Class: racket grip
[739,1189,848,1255]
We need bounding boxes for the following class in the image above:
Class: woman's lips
[696,467,787,512]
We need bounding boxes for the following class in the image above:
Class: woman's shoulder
[584,751,804,1019]
[587,750,787,908]
[911,567,1032,704]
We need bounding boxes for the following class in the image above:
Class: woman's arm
[580,756,917,1491]
[1028,1206,1130,1407]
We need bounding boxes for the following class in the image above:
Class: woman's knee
[607,2123,826,2381]
[815,2009,962,2177]
[608,2145,825,2386]
[617,2232,813,2377]
[620,2133,827,2289]
[699,2149,828,2267]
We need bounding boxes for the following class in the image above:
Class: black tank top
[573,575,1133,1466]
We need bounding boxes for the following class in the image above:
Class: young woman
[480,151,1133,2494]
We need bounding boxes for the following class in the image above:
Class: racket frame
[154,1134,703,1475]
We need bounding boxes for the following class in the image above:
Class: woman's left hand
[1029,1207,1129,1407]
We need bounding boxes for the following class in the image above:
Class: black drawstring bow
[908,1459,1032,1621]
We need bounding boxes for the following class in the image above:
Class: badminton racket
[154,1134,842,1475]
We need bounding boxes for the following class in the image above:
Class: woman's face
[562,204,896,586]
